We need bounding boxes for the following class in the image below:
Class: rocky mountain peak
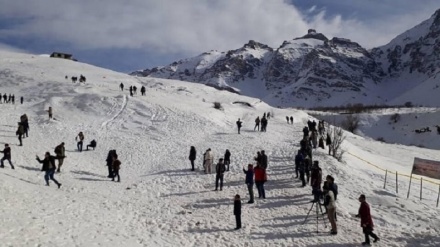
[294,29,329,42]
[243,40,272,51]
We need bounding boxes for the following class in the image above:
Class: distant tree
[390,113,401,123]
[404,101,413,107]
[342,114,360,133]
[327,123,345,161]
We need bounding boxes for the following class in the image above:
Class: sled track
[101,95,128,128]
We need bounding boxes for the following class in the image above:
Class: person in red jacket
[254,164,267,199]
[356,194,380,245]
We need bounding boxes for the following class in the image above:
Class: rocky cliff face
[132,10,440,107]
[372,9,440,78]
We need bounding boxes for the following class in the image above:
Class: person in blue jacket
[243,164,254,203]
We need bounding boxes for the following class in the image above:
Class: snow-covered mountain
[132,9,440,108]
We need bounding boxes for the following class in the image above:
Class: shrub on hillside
[390,113,401,123]
[341,114,360,133]
[327,124,346,161]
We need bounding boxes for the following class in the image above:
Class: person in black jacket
[36,152,61,188]
[224,149,231,171]
[260,150,268,170]
[106,150,117,178]
[215,158,226,191]
[86,139,97,150]
[0,144,14,169]
[234,194,242,230]
[189,146,196,171]
[236,118,242,134]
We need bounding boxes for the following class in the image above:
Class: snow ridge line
[101,94,128,128]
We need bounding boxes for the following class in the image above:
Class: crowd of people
[119,83,146,97]
[186,116,381,244]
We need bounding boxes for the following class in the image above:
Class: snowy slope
[1,50,440,247]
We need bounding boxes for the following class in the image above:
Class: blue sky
[0,0,438,72]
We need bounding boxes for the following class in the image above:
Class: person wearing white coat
[204,148,213,174]
[323,183,337,235]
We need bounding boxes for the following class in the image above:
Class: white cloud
[0,0,438,57]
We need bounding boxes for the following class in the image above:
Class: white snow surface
[1,50,440,247]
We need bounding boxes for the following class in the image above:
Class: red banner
[412,157,440,180]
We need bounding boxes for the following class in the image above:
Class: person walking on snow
[233,194,242,230]
[47,106,53,119]
[254,116,260,131]
[36,152,61,188]
[286,116,289,124]
[214,158,226,191]
[106,150,117,178]
[141,86,146,96]
[243,164,255,203]
[224,149,231,171]
[120,83,124,91]
[54,142,66,172]
[189,146,196,171]
[254,163,267,199]
[356,194,380,245]
[204,148,213,174]
[236,118,242,134]
[20,114,29,138]
[0,144,14,169]
[290,116,294,124]
[16,122,24,146]
[76,132,84,152]
[20,96,24,104]
[112,154,121,182]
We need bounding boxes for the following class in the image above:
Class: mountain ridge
[132,9,440,108]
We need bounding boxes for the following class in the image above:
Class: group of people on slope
[295,119,379,244]
[0,93,23,104]
[119,83,147,97]
[188,147,231,174]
